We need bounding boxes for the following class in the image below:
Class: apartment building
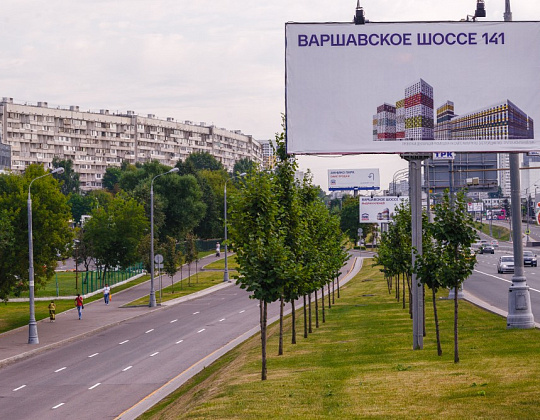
[0,98,262,190]
[259,139,276,169]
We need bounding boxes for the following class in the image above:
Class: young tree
[431,190,477,363]
[163,236,181,293]
[228,170,291,380]
[184,233,198,286]
[52,157,80,195]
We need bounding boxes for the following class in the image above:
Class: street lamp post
[223,172,246,283]
[28,167,64,344]
[149,167,179,307]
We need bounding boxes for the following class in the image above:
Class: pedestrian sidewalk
[0,252,230,368]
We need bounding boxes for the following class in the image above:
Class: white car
[497,256,514,274]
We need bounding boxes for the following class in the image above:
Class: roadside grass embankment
[476,221,511,242]
[140,263,540,419]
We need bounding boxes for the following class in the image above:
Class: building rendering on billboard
[359,196,408,224]
[286,21,540,155]
[328,168,380,191]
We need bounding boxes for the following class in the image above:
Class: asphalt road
[464,248,540,321]
[0,285,272,420]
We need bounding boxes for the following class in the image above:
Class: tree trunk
[188,263,191,286]
[402,273,406,309]
[315,290,319,328]
[321,286,326,323]
[432,287,442,356]
[261,301,268,380]
[328,282,332,308]
[308,293,312,334]
[407,274,412,318]
[396,273,400,301]
[423,285,426,337]
[180,263,183,290]
[278,295,284,355]
[337,275,340,299]
[454,284,459,363]
[303,295,308,338]
[291,300,296,344]
[332,279,335,304]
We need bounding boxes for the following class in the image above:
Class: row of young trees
[228,135,350,380]
[0,153,255,300]
[375,190,477,363]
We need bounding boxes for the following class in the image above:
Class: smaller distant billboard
[359,196,408,224]
[328,169,380,191]
[467,202,484,212]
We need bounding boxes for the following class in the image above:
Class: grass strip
[475,221,511,242]
[204,255,238,270]
[139,262,540,419]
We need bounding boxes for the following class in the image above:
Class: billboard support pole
[505,3,534,329]
[404,154,429,350]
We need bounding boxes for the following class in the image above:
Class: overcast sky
[1,0,538,192]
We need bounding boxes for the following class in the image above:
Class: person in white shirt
[216,242,221,257]
[103,284,111,305]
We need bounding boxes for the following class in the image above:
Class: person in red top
[75,294,84,320]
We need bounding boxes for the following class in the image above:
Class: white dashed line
[88,383,101,390]
[193,311,200,315]
[52,403,65,409]
[150,352,159,357]
[119,340,129,345]
[176,339,184,344]
[122,366,133,372]
[13,385,26,392]
[197,328,205,333]
[219,318,225,322]
[170,319,178,323]
[88,353,99,358]
[145,329,154,334]
[239,310,245,314]
[54,367,67,373]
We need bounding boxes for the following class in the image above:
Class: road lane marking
[122,366,133,372]
[119,340,129,345]
[88,383,101,390]
[88,353,99,358]
[239,310,245,314]
[150,352,159,357]
[145,329,154,334]
[170,319,178,323]
[474,269,540,293]
[13,385,26,391]
[219,318,225,322]
[176,339,183,344]
[52,403,65,409]
[54,367,67,373]
[197,328,205,333]
[193,311,200,315]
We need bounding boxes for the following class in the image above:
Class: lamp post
[28,167,64,344]
[223,172,246,283]
[149,167,179,307]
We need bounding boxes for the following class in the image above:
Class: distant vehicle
[490,240,499,248]
[487,208,506,220]
[497,256,514,274]
[523,251,538,267]
[479,244,495,254]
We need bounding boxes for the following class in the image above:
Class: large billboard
[286,21,540,154]
[359,196,408,224]
[328,168,380,190]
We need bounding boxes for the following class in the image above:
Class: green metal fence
[81,263,144,295]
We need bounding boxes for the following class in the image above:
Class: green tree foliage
[0,166,73,300]
[176,152,224,175]
[233,157,256,176]
[52,157,80,195]
[102,166,122,193]
[184,233,198,286]
[68,193,97,225]
[430,190,477,363]
[83,193,148,285]
[194,170,227,239]
[162,236,181,292]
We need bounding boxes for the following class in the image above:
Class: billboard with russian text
[328,168,380,190]
[286,21,540,154]
[359,196,408,224]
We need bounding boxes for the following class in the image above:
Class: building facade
[0,98,262,190]
[259,139,275,169]
[0,142,10,171]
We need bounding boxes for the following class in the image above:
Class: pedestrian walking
[75,293,84,320]
[48,300,56,322]
[216,242,221,257]
[103,284,111,305]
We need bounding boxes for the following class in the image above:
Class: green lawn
[140,263,540,419]
[476,221,511,241]
[204,255,238,270]
[125,271,225,306]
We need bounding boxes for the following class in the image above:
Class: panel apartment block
[404,79,434,141]
[375,103,396,140]
[0,98,262,191]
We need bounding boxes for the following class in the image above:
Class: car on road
[523,251,538,267]
[497,256,514,274]
[479,244,495,254]
[490,240,499,248]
